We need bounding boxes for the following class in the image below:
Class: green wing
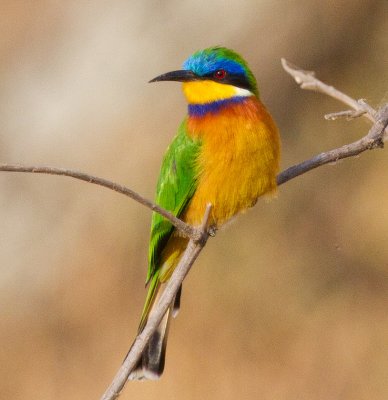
[146,118,201,284]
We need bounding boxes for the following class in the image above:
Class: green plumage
[139,119,201,330]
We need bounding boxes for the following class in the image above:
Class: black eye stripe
[199,73,252,91]
[221,75,252,91]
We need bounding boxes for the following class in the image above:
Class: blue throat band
[188,96,247,117]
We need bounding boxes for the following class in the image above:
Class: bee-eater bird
[129,47,280,380]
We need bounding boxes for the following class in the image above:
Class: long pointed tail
[128,284,182,380]
[128,305,172,380]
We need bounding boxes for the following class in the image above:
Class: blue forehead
[183,52,245,76]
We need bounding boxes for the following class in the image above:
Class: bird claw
[208,225,217,237]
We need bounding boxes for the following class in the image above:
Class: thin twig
[0,164,201,241]
[281,58,388,138]
[277,104,388,185]
[324,109,367,120]
[100,204,212,400]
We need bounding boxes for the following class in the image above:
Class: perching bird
[129,47,280,380]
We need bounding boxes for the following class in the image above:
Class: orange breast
[183,97,280,227]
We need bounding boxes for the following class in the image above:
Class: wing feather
[146,119,201,283]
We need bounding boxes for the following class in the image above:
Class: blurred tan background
[1,1,388,399]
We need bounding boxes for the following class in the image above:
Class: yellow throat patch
[182,80,251,104]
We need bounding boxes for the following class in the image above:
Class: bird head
[149,47,258,104]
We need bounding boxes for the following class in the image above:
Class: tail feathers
[128,284,183,381]
[172,284,182,318]
[128,304,172,380]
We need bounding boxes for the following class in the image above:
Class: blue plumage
[183,48,246,77]
[188,96,247,117]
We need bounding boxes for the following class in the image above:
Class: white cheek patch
[233,87,254,97]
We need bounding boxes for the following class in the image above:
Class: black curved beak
[149,70,198,83]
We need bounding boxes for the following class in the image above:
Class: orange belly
[183,96,280,226]
[159,97,280,281]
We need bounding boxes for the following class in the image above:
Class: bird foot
[208,225,217,237]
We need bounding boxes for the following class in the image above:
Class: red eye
[213,69,227,80]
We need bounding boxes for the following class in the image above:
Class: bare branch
[0,164,202,241]
[277,104,388,185]
[324,109,367,120]
[277,58,388,185]
[281,58,387,138]
[100,204,212,400]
